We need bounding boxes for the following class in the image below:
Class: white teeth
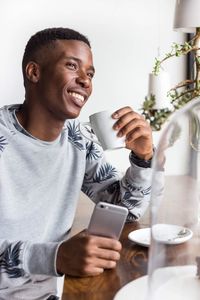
[69,92,84,102]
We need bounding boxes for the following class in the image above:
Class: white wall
[0,0,186,171]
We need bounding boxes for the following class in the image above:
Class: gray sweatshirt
[0,104,152,299]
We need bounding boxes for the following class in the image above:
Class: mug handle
[78,122,101,146]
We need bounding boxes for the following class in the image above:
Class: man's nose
[76,71,90,88]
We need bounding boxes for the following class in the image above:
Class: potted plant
[141,29,200,132]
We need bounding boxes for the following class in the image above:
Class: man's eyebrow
[64,56,95,73]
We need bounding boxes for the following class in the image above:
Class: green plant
[141,28,200,131]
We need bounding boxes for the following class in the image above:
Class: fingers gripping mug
[79,110,126,151]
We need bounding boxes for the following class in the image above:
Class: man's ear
[25,61,40,83]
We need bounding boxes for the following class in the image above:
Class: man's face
[34,40,95,120]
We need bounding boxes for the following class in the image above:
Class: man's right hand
[56,231,122,277]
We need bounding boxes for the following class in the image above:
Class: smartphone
[88,202,128,239]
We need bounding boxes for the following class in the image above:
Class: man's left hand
[112,106,153,160]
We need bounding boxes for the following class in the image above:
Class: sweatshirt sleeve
[81,140,153,221]
[0,239,61,287]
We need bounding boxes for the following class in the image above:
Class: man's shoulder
[63,118,81,136]
[0,104,8,115]
[0,104,17,127]
[64,118,86,151]
[0,105,18,153]
[0,105,10,126]
[0,104,19,119]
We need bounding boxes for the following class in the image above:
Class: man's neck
[16,102,65,142]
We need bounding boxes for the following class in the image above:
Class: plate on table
[128,224,193,247]
[128,228,151,247]
[114,265,199,300]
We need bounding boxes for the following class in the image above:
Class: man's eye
[66,62,77,70]
[87,72,94,79]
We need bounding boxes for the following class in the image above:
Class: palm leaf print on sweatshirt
[92,163,118,183]
[0,242,25,278]
[122,191,142,209]
[67,122,84,150]
[106,181,120,195]
[81,185,94,199]
[86,142,101,161]
[125,178,151,197]
[125,178,143,192]
[0,136,8,152]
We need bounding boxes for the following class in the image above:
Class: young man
[0,28,153,299]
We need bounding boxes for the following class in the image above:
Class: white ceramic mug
[80,110,126,151]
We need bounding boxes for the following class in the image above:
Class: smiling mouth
[68,91,85,103]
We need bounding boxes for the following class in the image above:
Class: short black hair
[22,27,91,82]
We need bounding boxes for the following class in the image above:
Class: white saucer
[128,224,193,247]
[128,228,150,247]
[114,265,199,300]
